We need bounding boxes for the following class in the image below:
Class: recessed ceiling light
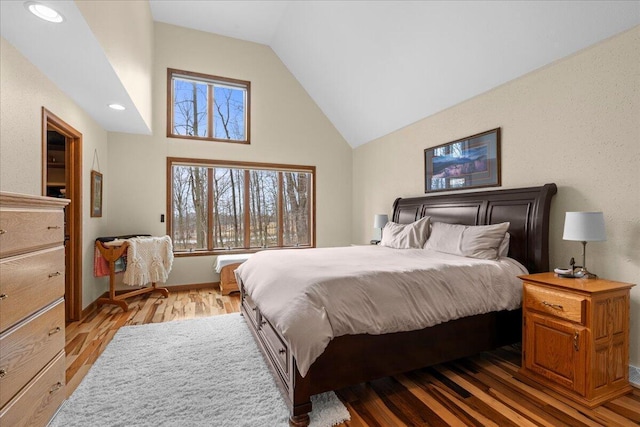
[25,2,64,23]
[108,104,126,111]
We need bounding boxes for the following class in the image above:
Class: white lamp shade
[373,214,388,229]
[563,212,606,242]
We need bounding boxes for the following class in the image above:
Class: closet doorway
[42,107,83,322]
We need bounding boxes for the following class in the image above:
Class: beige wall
[0,37,111,307]
[76,0,154,131]
[105,23,352,286]
[353,27,640,366]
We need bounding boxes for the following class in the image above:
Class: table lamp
[372,214,388,243]
[562,211,606,279]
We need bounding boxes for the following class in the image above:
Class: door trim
[42,107,83,321]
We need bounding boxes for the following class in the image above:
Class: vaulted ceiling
[2,1,639,148]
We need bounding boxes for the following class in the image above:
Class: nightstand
[518,272,635,408]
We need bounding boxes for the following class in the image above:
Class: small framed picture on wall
[424,128,501,193]
[90,170,103,217]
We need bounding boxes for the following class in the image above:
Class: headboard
[392,183,557,274]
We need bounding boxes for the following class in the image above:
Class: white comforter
[235,245,527,377]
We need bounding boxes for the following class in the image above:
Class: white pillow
[424,222,510,260]
[498,232,510,258]
[380,216,430,249]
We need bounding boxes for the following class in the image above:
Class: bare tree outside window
[168,159,314,255]
[214,86,245,141]
[172,165,208,251]
[168,69,250,144]
[173,79,208,137]
[249,170,278,248]
[283,172,310,246]
[212,168,244,248]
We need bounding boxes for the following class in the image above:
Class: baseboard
[630,365,640,387]
[165,282,218,292]
[80,300,98,321]
[79,282,219,321]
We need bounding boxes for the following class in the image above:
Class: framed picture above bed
[424,127,501,193]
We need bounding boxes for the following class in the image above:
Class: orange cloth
[93,244,127,277]
[94,246,110,277]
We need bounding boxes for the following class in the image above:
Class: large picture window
[167,68,250,144]
[167,158,314,255]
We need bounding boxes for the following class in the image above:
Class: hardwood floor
[65,287,640,426]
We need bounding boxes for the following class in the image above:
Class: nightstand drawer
[524,283,586,325]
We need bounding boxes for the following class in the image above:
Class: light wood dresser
[518,272,635,408]
[0,192,69,427]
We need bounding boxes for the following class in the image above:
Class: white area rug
[51,313,349,427]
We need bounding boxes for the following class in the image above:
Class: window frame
[166,68,251,144]
[166,157,316,257]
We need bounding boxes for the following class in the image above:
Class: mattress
[235,245,527,376]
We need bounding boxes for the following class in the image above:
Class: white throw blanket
[236,245,528,377]
[123,236,174,287]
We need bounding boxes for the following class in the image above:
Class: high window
[167,158,315,255]
[167,68,250,144]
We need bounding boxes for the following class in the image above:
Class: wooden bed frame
[240,183,557,426]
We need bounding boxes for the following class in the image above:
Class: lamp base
[574,268,597,279]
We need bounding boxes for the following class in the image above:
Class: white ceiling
[2,1,639,148]
[0,0,150,135]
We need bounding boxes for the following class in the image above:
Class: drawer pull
[0,229,6,235]
[278,348,286,354]
[49,326,62,336]
[47,226,61,230]
[50,382,63,393]
[542,301,563,310]
[0,293,7,300]
[0,369,6,378]
[573,331,580,351]
[49,271,62,278]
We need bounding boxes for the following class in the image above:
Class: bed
[237,183,557,426]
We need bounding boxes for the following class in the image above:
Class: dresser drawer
[524,283,586,325]
[0,247,65,332]
[0,208,64,258]
[259,317,289,377]
[0,299,65,408]
[0,351,65,427]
